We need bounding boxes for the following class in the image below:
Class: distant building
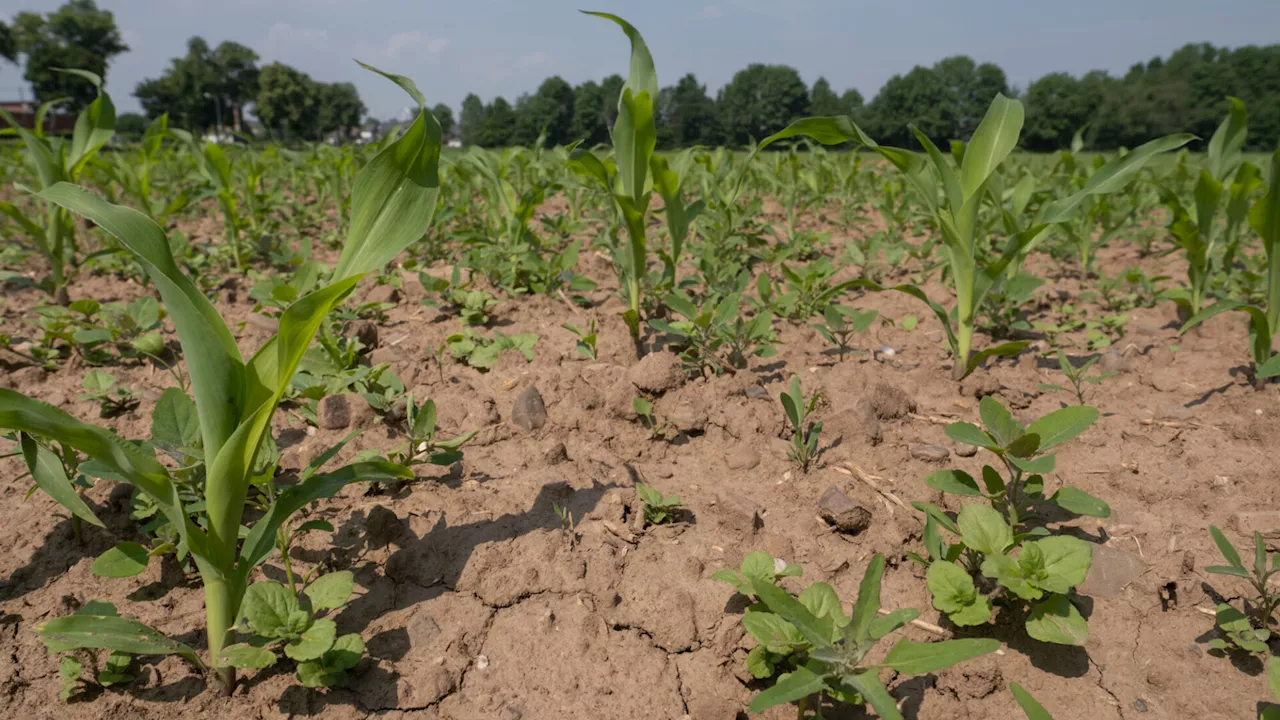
[0,101,77,134]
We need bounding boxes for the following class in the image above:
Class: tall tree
[135,37,259,133]
[1022,72,1095,151]
[432,103,455,138]
[211,41,259,132]
[656,73,720,147]
[717,64,810,146]
[11,0,128,110]
[0,20,16,64]
[513,75,575,147]
[317,82,364,138]
[476,96,515,147]
[570,80,608,146]
[809,77,842,116]
[862,65,951,145]
[840,88,865,114]
[459,93,484,146]
[255,62,320,141]
[932,55,1010,138]
[600,74,625,133]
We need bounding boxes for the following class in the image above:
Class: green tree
[0,20,16,63]
[513,75,575,147]
[211,41,259,132]
[932,55,1009,138]
[570,79,608,146]
[135,37,259,134]
[317,82,364,139]
[476,96,515,147]
[600,73,624,133]
[656,73,720,147]
[1023,72,1096,151]
[432,103,455,138]
[12,0,128,111]
[718,63,810,146]
[863,65,950,145]
[840,88,865,114]
[459,93,483,146]
[115,111,147,138]
[809,76,842,116]
[255,62,320,141]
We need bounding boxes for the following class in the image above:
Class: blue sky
[1,0,1278,120]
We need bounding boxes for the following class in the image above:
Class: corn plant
[568,13,697,356]
[1161,98,1258,317]
[5,62,444,696]
[0,70,115,303]
[911,397,1108,645]
[712,552,999,719]
[1178,148,1280,388]
[750,96,1191,379]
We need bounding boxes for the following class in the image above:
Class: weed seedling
[911,396,1109,645]
[632,396,675,439]
[780,375,822,471]
[812,305,878,361]
[561,318,599,359]
[711,552,999,718]
[1037,351,1117,405]
[1203,526,1280,704]
[78,371,139,418]
[446,330,538,371]
[636,482,682,525]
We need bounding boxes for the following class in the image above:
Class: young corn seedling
[51,602,140,701]
[1178,148,1280,388]
[780,375,822,472]
[1161,98,1258,318]
[749,96,1191,379]
[561,318,599,359]
[812,305,878,362]
[1037,351,1116,405]
[4,62,442,696]
[567,13,698,356]
[912,396,1108,645]
[1204,525,1280,704]
[378,394,477,469]
[712,552,999,719]
[636,482,682,525]
[0,69,115,303]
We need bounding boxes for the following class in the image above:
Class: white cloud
[699,5,724,20]
[518,51,546,68]
[381,31,450,59]
[262,22,331,60]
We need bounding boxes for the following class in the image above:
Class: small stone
[317,393,372,430]
[1078,544,1146,599]
[744,385,769,400]
[366,284,400,305]
[475,654,489,670]
[510,386,548,431]
[1099,349,1129,373]
[541,440,568,465]
[1149,369,1182,393]
[1230,511,1280,540]
[715,491,763,535]
[627,351,686,394]
[911,444,950,462]
[955,444,979,457]
[355,320,379,350]
[244,313,279,334]
[726,444,762,471]
[1133,699,1148,713]
[817,486,872,535]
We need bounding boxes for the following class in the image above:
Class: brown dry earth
[1,205,1278,720]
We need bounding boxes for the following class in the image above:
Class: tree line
[2,1,1278,151]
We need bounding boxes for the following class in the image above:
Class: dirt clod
[817,486,872,534]
[627,351,686,394]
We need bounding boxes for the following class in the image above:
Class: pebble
[355,320,379,350]
[510,386,548,431]
[726,445,762,471]
[1077,544,1146,599]
[817,486,872,534]
[955,444,979,458]
[317,393,372,430]
[911,444,950,462]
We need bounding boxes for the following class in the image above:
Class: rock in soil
[627,351,686,394]
[355,320,379,350]
[317,393,372,430]
[1077,543,1146,599]
[817,486,872,534]
[911,443,950,462]
[1231,510,1280,540]
[510,386,548,431]
[725,444,762,471]
[955,443,979,457]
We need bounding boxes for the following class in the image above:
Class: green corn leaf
[1040,134,1196,224]
[19,432,103,528]
[1207,96,1247,182]
[67,90,115,179]
[35,183,245,463]
[354,60,426,108]
[959,94,1023,201]
[965,341,1029,377]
